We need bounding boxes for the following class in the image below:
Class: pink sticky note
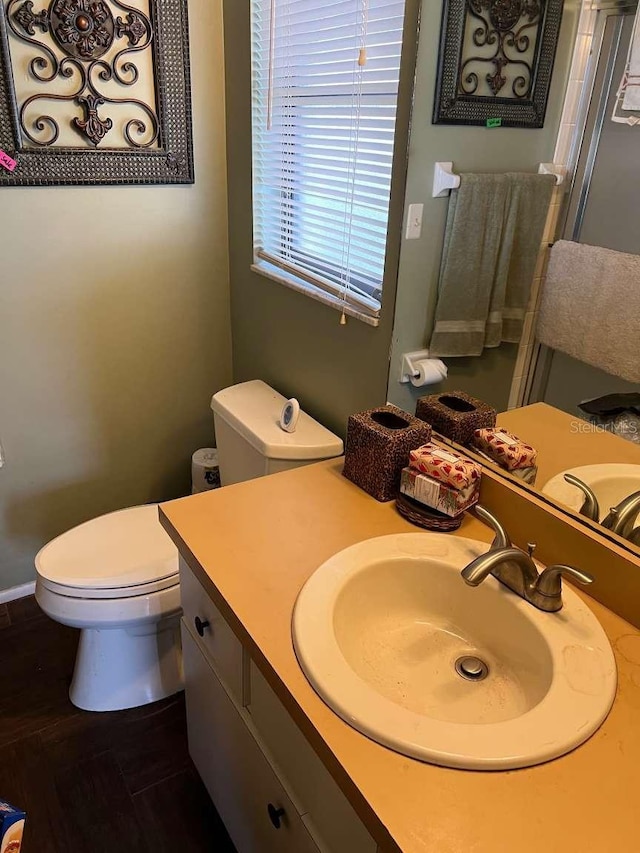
[0,150,17,172]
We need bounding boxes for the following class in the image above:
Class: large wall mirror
[430,0,640,558]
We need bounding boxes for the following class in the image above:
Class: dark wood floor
[0,596,235,853]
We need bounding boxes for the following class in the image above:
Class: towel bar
[432,162,461,198]
[432,162,565,198]
[538,163,566,185]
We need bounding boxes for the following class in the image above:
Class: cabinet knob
[194,616,210,637]
[267,803,285,829]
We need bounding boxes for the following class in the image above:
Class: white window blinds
[251,0,406,323]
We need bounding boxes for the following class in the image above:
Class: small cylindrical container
[415,391,496,446]
[192,448,221,494]
[342,405,432,502]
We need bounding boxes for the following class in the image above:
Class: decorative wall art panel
[433,0,564,128]
[0,0,193,185]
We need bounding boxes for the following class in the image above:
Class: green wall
[222,0,420,438]
[0,0,232,592]
[387,0,581,415]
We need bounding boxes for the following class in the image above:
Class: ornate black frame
[0,0,193,186]
[433,0,564,128]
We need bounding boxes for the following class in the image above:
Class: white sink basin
[543,464,640,526]
[293,534,616,770]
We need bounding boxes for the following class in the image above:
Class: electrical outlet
[405,203,423,239]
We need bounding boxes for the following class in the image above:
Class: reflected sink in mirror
[293,533,616,770]
[543,464,640,536]
[434,403,640,556]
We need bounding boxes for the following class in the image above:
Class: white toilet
[36,504,182,712]
[35,380,343,712]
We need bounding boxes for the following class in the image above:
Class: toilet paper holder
[399,350,447,384]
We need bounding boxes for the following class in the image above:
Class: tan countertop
[160,459,640,853]
[496,403,640,492]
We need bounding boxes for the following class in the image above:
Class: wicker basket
[395,493,463,531]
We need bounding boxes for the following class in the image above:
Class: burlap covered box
[415,392,496,446]
[343,405,432,502]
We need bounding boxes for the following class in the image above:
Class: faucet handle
[472,505,511,550]
[601,490,640,538]
[563,474,601,521]
[535,564,594,599]
[601,505,619,532]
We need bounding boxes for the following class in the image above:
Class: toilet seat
[35,504,179,595]
[37,573,179,600]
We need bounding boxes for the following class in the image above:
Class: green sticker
[486,117,502,128]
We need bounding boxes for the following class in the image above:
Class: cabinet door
[182,622,320,853]
[248,661,377,853]
[179,557,244,704]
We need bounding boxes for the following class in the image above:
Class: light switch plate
[405,203,423,239]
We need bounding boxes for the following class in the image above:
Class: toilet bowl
[35,504,183,712]
[35,380,343,713]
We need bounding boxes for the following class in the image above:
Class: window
[250,0,407,325]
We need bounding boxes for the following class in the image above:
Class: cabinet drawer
[182,623,320,853]
[179,556,243,704]
[248,661,377,853]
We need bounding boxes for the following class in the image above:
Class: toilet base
[70,615,184,712]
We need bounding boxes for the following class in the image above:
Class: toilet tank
[211,381,344,486]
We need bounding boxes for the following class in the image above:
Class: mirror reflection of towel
[428,172,555,358]
[537,240,640,383]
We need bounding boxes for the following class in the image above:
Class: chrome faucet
[461,505,594,612]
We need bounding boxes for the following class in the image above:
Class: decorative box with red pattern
[409,442,481,491]
[400,467,480,518]
[470,428,538,471]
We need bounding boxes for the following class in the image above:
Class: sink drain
[455,655,489,682]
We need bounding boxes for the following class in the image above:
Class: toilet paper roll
[192,448,221,494]
[410,359,448,388]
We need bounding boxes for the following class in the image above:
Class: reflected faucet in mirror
[566,474,640,546]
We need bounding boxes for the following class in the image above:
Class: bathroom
[1,0,639,850]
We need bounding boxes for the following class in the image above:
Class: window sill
[250,262,380,328]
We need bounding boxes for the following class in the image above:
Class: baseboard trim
[0,581,36,604]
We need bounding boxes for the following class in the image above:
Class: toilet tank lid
[35,505,179,590]
[211,381,344,461]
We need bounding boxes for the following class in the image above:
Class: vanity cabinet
[180,558,377,853]
[182,628,320,852]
